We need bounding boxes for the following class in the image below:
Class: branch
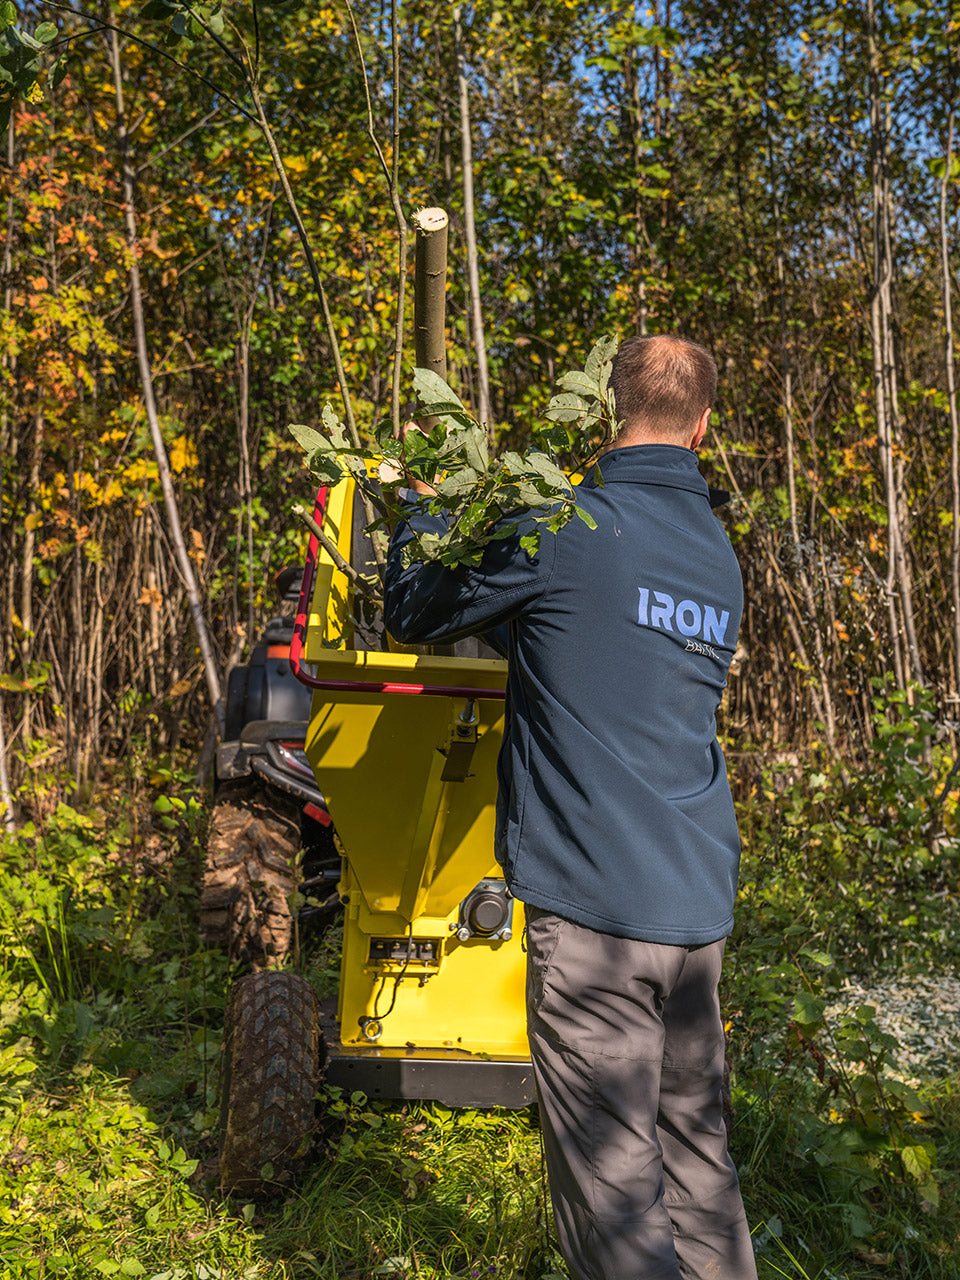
[38,1,258,124]
[295,505,383,608]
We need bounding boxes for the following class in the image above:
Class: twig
[295,505,383,608]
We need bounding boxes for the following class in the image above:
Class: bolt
[501,928,512,941]
[457,927,471,942]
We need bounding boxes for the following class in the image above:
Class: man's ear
[691,406,710,451]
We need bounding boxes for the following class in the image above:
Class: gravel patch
[824,974,960,1083]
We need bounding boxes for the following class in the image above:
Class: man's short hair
[610,335,717,437]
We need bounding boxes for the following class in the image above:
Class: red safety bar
[290,486,506,701]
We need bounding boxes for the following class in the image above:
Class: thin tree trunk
[762,51,838,752]
[18,408,44,746]
[237,329,256,646]
[108,24,224,730]
[413,208,449,378]
[623,6,650,336]
[453,6,491,429]
[713,435,830,741]
[0,113,15,462]
[344,0,408,441]
[389,0,406,439]
[244,75,385,572]
[866,0,922,688]
[0,698,14,831]
[940,109,960,717]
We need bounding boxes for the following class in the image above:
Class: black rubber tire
[219,970,322,1197]
[200,781,301,965]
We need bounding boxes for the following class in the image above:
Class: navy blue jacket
[383,444,744,945]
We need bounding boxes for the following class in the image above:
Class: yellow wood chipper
[217,210,532,1197]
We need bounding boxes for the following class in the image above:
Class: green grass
[2,702,960,1279]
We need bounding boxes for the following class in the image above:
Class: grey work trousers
[525,907,757,1280]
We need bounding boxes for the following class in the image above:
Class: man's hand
[377,420,437,495]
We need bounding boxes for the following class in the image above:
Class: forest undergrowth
[1,682,959,1280]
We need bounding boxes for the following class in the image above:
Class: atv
[199,566,340,965]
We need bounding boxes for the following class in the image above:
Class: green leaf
[558,371,599,399]
[514,481,552,507]
[545,392,588,423]
[321,402,349,449]
[307,451,346,486]
[413,367,465,412]
[525,451,571,490]
[289,422,326,454]
[434,468,479,497]
[120,1262,147,1277]
[574,506,597,529]
[901,1143,935,1182]
[34,21,57,43]
[793,990,824,1026]
[461,424,489,473]
[842,1203,873,1239]
[10,25,43,50]
[583,335,619,383]
[0,3,16,30]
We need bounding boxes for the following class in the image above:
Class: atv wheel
[220,970,322,1196]
[200,781,300,965]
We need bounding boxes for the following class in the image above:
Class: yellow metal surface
[337,893,529,1055]
[303,476,527,1059]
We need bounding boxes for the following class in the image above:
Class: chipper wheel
[200,781,300,965]
[220,971,322,1197]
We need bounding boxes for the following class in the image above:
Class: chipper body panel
[296,477,533,1107]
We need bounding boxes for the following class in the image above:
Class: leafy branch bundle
[290,336,620,579]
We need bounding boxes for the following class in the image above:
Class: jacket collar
[583,444,728,506]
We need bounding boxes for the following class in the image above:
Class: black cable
[372,924,414,1023]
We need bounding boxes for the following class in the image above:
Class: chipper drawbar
[217,210,533,1197]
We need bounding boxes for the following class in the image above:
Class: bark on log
[413,207,449,381]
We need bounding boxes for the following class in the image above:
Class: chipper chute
[217,209,533,1198]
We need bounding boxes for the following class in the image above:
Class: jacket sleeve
[383,503,558,645]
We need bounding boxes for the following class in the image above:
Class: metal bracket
[440,699,479,782]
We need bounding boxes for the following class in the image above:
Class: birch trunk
[108,25,224,730]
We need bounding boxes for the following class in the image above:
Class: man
[383,334,757,1280]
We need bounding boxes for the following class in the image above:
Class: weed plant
[0,682,958,1278]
